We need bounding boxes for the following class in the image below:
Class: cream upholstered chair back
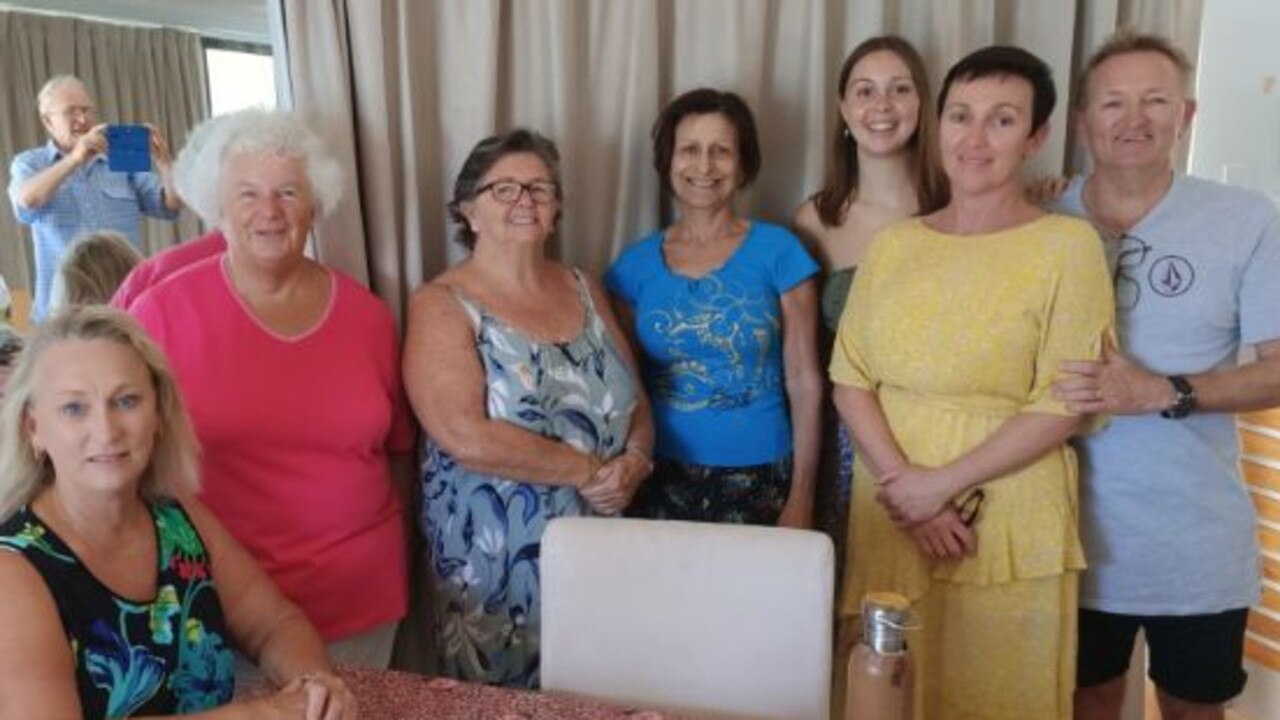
[541,517,834,720]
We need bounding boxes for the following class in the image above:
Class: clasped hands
[255,669,356,720]
[579,450,652,515]
[875,464,976,562]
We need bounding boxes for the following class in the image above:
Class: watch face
[1161,376,1196,419]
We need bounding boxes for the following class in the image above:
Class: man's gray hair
[36,75,88,114]
[174,108,344,226]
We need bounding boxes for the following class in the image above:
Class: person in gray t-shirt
[1049,34,1280,720]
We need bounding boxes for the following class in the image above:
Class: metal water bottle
[844,592,913,720]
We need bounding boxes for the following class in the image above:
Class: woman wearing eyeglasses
[606,88,822,528]
[403,129,653,688]
[830,47,1113,717]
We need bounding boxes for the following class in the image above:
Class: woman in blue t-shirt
[606,88,822,526]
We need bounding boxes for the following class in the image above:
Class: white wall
[1189,0,1280,207]
[1194,2,1280,718]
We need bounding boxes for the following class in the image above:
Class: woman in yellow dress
[831,46,1114,718]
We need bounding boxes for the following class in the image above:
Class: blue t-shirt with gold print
[606,221,818,466]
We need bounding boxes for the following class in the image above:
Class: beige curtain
[0,8,208,294]
[268,0,1204,675]
[271,0,1204,328]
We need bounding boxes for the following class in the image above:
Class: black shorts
[1077,607,1249,704]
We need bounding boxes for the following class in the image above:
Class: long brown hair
[813,36,947,227]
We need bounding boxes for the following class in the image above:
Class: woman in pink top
[130,109,412,671]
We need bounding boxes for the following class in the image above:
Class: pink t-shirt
[131,255,412,640]
[111,230,228,310]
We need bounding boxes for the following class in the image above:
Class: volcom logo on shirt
[1149,255,1195,298]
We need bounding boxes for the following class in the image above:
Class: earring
[31,445,46,462]
[843,127,852,140]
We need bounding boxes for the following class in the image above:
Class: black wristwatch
[1160,375,1197,419]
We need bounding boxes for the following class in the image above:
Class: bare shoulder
[159,498,237,572]
[407,275,471,328]
[0,549,50,599]
[0,549,69,657]
[574,265,608,299]
[175,496,224,544]
[792,199,836,264]
[403,273,482,371]
[793,197,821,229]
[0,549,81,717]
[792,198,825,240]
[408,279,455,307]
[578,268,628,325]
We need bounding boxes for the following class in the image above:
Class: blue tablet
[106,124,151,172]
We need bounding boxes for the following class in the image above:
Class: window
[203,39,276,115]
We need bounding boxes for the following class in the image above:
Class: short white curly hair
[174,108,344,225]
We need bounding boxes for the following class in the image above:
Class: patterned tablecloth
[339,665,681,719]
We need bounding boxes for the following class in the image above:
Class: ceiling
[0,0,271,44]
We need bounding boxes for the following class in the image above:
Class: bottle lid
[861,592,913,655]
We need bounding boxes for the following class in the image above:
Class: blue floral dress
[0,499,235,718]
[420,269,638,688]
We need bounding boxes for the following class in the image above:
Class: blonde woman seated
[50,230,141,310]
[0,306,355,719]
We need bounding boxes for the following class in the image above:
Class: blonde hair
[1077,31,1195,106]
[0,306,200,521]
[51,231,142,310]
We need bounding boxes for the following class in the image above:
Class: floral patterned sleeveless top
[0,499,235,718]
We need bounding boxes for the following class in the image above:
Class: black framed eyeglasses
[955,488,985,528]
[1113,232,1152,311]
[476,179,559,205]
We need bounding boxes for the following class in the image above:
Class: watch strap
[1160,375,1196,419]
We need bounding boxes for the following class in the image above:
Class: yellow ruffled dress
[830,215,1114,719]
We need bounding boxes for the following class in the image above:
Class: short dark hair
[651,88,761,193]
[938,45,1056,136]
[447,128,563,251]
[1077,32,1194,107]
